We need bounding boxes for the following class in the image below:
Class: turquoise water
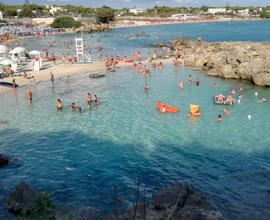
[21,20,270,59]
[1,21,270,219]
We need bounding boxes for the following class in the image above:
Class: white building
[170,14,196,19]
[237,9,250,16]
[0,11,3,20]
[207,8,226,14]
[129,8,146,15]
[49,6,64,16]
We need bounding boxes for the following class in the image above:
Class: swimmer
[255,92,258,96]
[76,107,82,113]
[70,102,76,111]
[216,114,223,122]
[0,120,8,125]
[257,97,267,103]
[144,83,150,92]
[214,82,218,87]
[223,108,230,115]
[57,99,63,110]
[27,89,33,103]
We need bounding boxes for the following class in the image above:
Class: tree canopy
[95,6,115,23]
[51,16,82,28]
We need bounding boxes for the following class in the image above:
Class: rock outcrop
[0,154,9,167]
[172,39,270,86]
[106,183,224,220]
[8,182,36,215]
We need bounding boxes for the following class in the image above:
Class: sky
[2,0,270,8]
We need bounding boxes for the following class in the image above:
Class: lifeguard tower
[75,38,92,63]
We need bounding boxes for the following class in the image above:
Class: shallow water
[0,64,270,219]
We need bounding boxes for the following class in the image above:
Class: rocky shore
[172,39,270,86]
[7,182,223,220]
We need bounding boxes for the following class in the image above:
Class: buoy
[248,115,252,120]
[255,92,258,96]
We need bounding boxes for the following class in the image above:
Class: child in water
[57,99,63,110]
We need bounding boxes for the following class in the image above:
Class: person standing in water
[27,89,33,104]
[87,101,91,110]
[12,79,16,89]
[188,74,192,84]
[57,99,63,110]
[195,78,200,86]
[86,93,91,102]
[93,95,98,105]
[179,80,184,90]
[50,72,54,84]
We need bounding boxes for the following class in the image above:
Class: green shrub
[96,6,115,23]
[51,16,82,28]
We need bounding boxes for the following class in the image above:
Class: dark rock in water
[8,182,36,215]
[73,207,100,220]
[153,183,191,209]
[0,154,9,167]
[149,183,224,220]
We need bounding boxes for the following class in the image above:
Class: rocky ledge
[172,39,270,86]
[7,182,223,220]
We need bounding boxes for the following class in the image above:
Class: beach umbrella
[0,45,8,54]
[29,50,40,56]
[0,59,14,66]
[9,47,25,54]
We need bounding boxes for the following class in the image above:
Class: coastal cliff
[172,40,270,86]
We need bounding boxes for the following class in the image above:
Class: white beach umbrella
[0,45,8,54]
[0,59,14,66]
[9,47,25,54]
[29,50,40,56]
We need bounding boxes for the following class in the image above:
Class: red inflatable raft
[156,102,179,113]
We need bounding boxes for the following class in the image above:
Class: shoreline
[112,17,267,29]
[0,60,130,94]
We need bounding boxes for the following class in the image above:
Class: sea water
[20,20,270,59]
[1,21,270,219]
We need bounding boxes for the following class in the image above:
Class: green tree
[200,5,209,12]
[20,8,33,17]
[51,16,82,28]
[4,9,17,17]
[96,6,115,23]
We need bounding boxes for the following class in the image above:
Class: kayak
[0,82,18,88]
[213,95,234,105]
[156,102,179,113]
[89,73,105,79]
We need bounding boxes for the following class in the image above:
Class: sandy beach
[0,60,132,94]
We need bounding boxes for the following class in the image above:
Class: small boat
[0,82,18,88]
[89,73,105,79]
[156,102,179,113]
[214,95,234,105]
